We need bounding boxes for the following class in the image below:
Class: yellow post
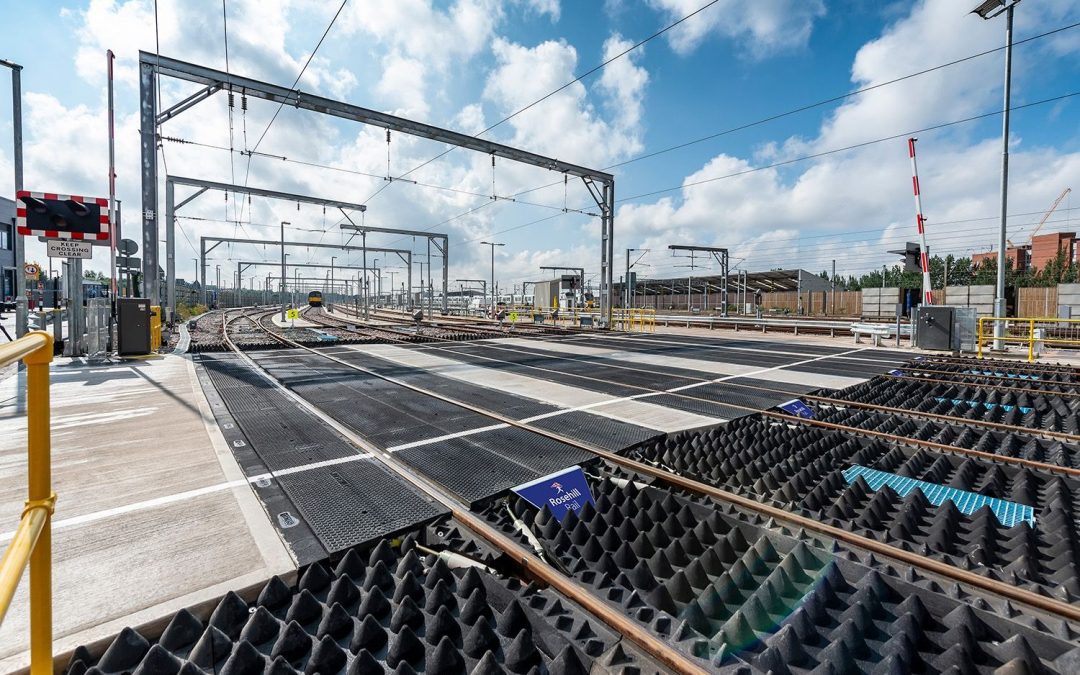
[977,318,984,359]
[1028,318,1035,363]
[24,332,54,675]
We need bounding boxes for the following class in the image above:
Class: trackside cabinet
[117,298,152,355]
[916,306,954,351]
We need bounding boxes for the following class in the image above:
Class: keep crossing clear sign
[47,240,93,259]
[513,466,595,520]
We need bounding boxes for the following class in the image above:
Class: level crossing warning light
[16,191,111,242]
[887,242,922,273]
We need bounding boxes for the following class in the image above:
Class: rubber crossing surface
[249,350,600,506]
[198,354,447,553]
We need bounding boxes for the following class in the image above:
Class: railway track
[63,312,1071,672]
[234,311,1080,626]
[226,308,709,673]
[339,328,1080,466]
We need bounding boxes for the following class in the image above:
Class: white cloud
[519,0,560,21]
[482,36,647,166]
[375,53,429,117]
[647,0,826,58]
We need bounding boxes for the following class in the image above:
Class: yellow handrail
[977,316,1080,363]
[0,331,55,675]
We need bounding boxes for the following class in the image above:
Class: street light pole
[280,221,289,321]
[330,256,337,309]
[480,241,504,317]
[973,0,1020,346]
[1,59,25,336]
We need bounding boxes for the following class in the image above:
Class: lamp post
[330,256,337,308]
[1,59,26,336]
[480,241,504,317]
[280,221,289,321]
[972,0,1020,346]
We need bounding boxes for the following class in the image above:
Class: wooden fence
[1017,287,1058,317]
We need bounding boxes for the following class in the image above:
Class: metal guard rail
[0,331,55,675]
[977,316,1080,362]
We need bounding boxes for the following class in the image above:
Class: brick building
[971,232,1078,272]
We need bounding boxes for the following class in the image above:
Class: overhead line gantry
[141,51,616,327]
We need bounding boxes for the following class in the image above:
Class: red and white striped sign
[15,190,111,242]
[907,139,933,305]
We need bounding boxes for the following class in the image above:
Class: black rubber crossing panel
[392,428,594,506]
[639,393,735,421]
[464,341,714,386]
[725,376,820,395]
[198,353,447,553]
[275,461,443,552]
[249,349,593,504]
[252,352,496,448]
[691,382,797,411]
[787,360,897,379]
[527,411,660,451]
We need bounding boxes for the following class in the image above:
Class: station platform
[0,354,293,672]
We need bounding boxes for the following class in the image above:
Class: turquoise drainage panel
[963,369,1041,380]
[933,397,1033,414]
[842,465,1035,528]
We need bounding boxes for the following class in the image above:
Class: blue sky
[0,0,1078,292]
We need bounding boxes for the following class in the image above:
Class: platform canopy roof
[614,269,831,295]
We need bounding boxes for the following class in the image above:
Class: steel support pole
[601,181,614,328]
[428,238,433,319]
[107,51,118,315]
[441,241,448,314]
[280,221,287,322]
[362,231,368,320]
[993,4,1015,347]
[165,179,175,319]
[9,62,26,336]
[625,249,631,309]
[139,59,159,305]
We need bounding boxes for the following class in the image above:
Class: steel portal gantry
[140,51,615,327]
[338,222,449,316]
[167,174,367,319]
[200,236,411,309]
[668,245,730,316]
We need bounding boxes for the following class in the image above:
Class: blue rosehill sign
[778,398,814,419]
[512,466,595,520]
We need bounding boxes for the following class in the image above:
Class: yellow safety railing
[0,331,55,675]
[977,316,1080,362]
[614,308,656,332]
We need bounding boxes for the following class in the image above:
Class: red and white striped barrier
[15,190,111,241]
[907,138,933,305]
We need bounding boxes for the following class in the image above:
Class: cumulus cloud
[647,0,826,58]
[482,36,648,166]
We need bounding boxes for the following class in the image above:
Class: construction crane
[1008,187,1072,247]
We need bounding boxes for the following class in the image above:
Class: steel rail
[885,371,1080,399]
[239,310,1080,625]
[223,307,708,675]
[897,364,1079,388]
[908,354,1080,375]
